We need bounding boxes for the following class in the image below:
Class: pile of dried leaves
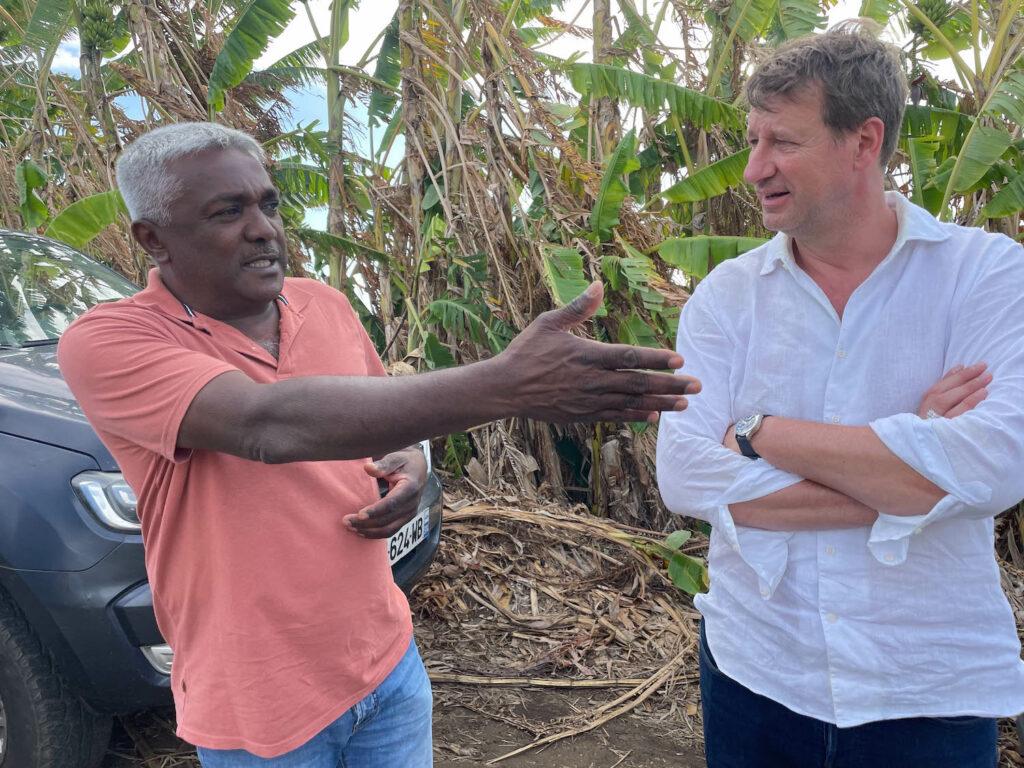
[412,498,705,763]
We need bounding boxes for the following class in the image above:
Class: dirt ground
[95,701,1024,768]
[100,689,705,767]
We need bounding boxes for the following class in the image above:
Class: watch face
[736,414,762,437]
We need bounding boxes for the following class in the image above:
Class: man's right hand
[917,362,991,419]
[497,282,700,424]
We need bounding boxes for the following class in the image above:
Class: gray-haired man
[59,122,700,767]
[656,24,1024,767]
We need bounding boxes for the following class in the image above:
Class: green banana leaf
[515,26,564,46]
[948,125,1013,193]
[207,0,297,112]
[542,246,606,316]
[617,312,661,348]
[15,159,48,229]
[726,0,777,42]
[567,63,747,132]
[934,66,1024,215]
[608,240,666,311]
[620,533,708,595]
[906,136,942,214]
[657,236,767,278]
[986,70,1024,127]
[368,12,400,127]
[45,190,126,249]
[295,227,388,262]
[903,105,971,150]
[256,35,328,71]
[24,0,72,49]
[660,148,750,204]
[981,171,1024,218]
[857,0,900,24]
[591,130,640,241]
[422,332,456,369]
[616,0,658,49]
[273,161,330,207]
[246,65,325,90]
[773,0,827,40]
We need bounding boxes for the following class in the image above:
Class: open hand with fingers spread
[917,362,992,420]
[496,282,701,423]
[344,447,428,538]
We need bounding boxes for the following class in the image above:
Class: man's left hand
[344,447,428,538]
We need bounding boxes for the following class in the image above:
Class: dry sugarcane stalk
[428,672,650,687]
[486,645,692,763]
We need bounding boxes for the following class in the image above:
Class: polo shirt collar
[132,268,309,331]
[758,191,952,277]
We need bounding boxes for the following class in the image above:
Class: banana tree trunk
[399,0,425,253]
[591,0,620,159]
[77,41,119,151]
[326,1,350,290]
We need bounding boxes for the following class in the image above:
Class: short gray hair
[116,122,267,225]
[744,20,908,166]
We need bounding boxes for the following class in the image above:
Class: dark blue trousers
[699,623,998,768]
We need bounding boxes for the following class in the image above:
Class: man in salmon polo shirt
[57,122,700,767]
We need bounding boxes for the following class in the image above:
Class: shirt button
[760,587,770,598]
[884,553,896,563]
[825,612,838,624]
[837,349,847,359]
[831,416,841,424]
[914,527,923,535]
[825,545,836,556]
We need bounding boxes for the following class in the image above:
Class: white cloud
[52,40,81,75]
[257,0,400,68]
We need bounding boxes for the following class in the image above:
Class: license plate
[388,509,429,565]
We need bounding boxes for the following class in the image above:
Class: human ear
[131,220,170,265]
[854,117,886,169]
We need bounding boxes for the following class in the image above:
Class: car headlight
[72,471,140,531]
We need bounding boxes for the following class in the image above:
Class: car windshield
[0,232,138,347]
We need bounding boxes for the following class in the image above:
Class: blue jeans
[196,638,432,768]
[699,622,997,768]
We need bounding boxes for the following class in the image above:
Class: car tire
[0,590,112,768]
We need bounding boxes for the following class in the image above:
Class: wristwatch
[735,414,769,459]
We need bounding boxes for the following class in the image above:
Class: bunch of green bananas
[908,0,952,37]
[79,0,116,53]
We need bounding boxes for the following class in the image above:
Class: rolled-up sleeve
[657,281,802,594]
[868,236,1024,564]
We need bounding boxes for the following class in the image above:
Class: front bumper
[0,542,171,713]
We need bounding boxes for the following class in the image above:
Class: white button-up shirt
[656,192,1024,727]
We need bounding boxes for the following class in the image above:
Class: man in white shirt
[656,24,1024,768]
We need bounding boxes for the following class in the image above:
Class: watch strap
[736,431,761,459]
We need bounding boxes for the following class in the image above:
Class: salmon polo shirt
[58,270,413,757]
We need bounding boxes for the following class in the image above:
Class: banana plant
[887,0,1024,225]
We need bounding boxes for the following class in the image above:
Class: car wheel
[0,590,112,768]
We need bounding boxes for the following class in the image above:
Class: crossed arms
[724,364,990,530]
[656,246,1024,538]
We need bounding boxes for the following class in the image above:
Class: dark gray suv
[0,230,443,768]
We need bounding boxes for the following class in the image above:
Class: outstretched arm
[179,282,701,463]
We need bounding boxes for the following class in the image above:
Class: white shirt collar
[758,192,953,277]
